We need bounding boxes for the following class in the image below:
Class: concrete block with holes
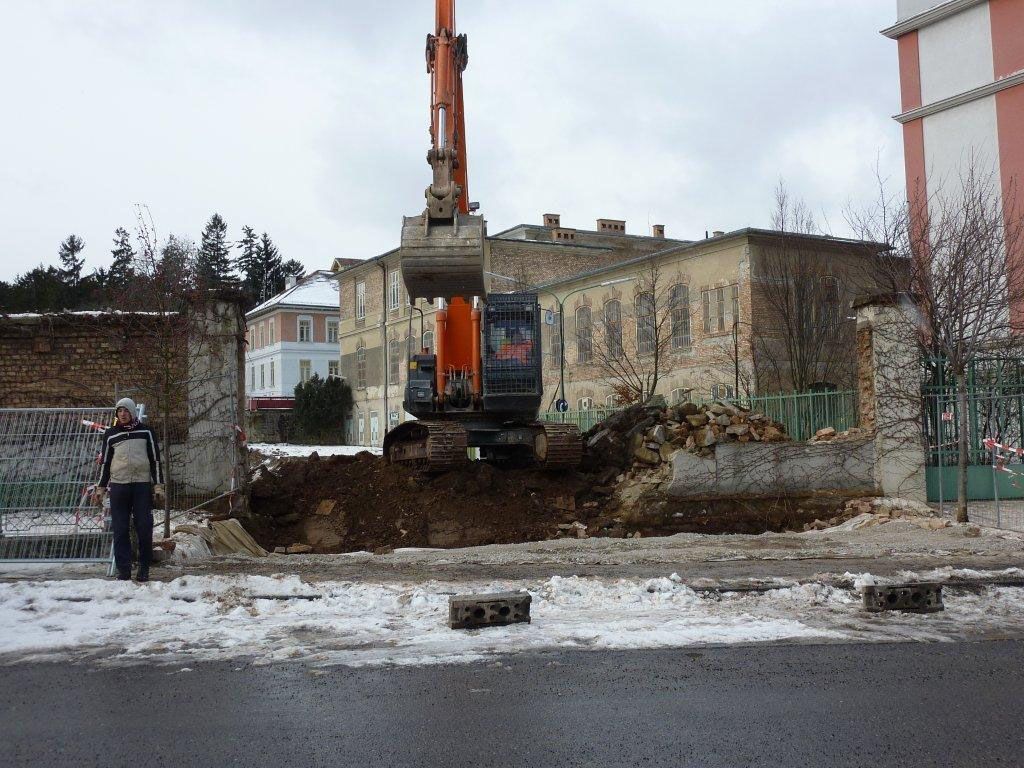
[448,591,532,629]
[862,582,944,613]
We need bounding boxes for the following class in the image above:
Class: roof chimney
[543,213,561,228]
[712,230,725,237]
[596,218,626,234]
[286,275,299,289]
[652,224,665,238]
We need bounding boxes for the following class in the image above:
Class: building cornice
[894,69,1024,123]
[881,0,986,39]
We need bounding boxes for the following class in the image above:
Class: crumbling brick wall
[0,313,176,408]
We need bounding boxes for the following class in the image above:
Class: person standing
[96,398,164,582]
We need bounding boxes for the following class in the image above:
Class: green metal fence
[542,389,858,442]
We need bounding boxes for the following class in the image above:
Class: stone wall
[667,439,877,498]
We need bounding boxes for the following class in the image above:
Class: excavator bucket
[400,212,486,301]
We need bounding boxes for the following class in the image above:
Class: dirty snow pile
[2,571,1024,667]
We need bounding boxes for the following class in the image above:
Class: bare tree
[590,260,678,404]
[849,163,1024,522]
[749,184,865,393]
[101,207,246,537]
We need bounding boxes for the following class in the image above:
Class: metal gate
[0,408,113,562]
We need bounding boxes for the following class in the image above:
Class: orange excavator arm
[424,0,470,220]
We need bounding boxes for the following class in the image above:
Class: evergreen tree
[109,227,136,288]
[235,225,261,305]
[282,259,305,280]
[197,213,234,287]
[154,235,196,299]
[293,374,353,443]
[255,232,284,303]
[58,234,86,286]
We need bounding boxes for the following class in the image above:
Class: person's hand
[153,484,165,503]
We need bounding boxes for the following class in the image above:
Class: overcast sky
[0,1,903,281]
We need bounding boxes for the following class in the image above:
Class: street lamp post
[486,272,632,411]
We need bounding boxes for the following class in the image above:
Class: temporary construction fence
[0,408,113,562]
[543,389,858,443]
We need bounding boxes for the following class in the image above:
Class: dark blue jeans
[109,482,154,573]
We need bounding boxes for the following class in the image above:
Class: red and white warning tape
[983,437,1024,457]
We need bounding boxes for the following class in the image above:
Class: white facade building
[245,271,343,405]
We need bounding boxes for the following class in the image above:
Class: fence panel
[0,408,113,562]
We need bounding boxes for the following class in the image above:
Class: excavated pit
[244,436,857,555]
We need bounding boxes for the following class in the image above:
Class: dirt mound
[246,451,620,553]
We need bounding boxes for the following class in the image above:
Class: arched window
[603,299,622,359]
[577,396,594,410]
[356,344,366,389]
[549,311,562,362]
[575,306,593,363]
[670,284,690,350]
[388,339,401,384]
[635,291,656,354]
[421,330,434,354]
[406,333,419,358]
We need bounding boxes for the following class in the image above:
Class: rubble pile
[802,496,954,532]
[582,400,789,473]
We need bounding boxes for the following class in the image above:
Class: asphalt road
[3,641,1023,768]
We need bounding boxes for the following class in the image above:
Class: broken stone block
[650,425,667,443]
[273,546,287,554]
[659,443,676,462]
[762,426,784,442]
[686,414,709,427]
[633,445,661,464]
[815,427,837,440]
[286,543,313,554]
[725,424,750,436]
[715,414,732,427]
[314,499,336,516]
[588,428,613,449]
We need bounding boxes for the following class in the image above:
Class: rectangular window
[298,318,312,343]
[550,312,562,362]
[258,325,264,348]
[702,284,738,335]
[328,360,340,378]
[355,281,366,320]
[357,413,366,445]
[270,361,275,387]
[388,339,401,384]
[670,285,691,350]
[636,292,656,355]
[269,319,276,345]
[575,307,593,363]
[250,365,255,389]
[356,346,367,389]
[259,364,265,389]
[388,270,401,310]
[299,359,312,383]
[370,411,380,445]
[327,318,339,344]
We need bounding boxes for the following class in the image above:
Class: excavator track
[384,421,469,472]
[534,422,583,468]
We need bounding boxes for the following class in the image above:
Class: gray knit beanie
[115,397,137,418]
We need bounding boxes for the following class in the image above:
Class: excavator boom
[400,0,485,302]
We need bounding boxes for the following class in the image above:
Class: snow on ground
[249,443,382,458]
[2,571,1024,668]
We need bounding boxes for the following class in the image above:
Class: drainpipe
[380,262,388,437]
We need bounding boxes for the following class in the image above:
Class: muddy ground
[244,450,857,554]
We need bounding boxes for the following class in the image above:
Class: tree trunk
[162,407,172,539]
[956,376,970,523]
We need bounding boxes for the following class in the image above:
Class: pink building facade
[884,0,1024,216]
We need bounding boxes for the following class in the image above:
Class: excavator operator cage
[482,293,542,416]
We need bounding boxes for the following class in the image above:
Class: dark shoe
[135,567,149,583]
[116,570,131,581]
